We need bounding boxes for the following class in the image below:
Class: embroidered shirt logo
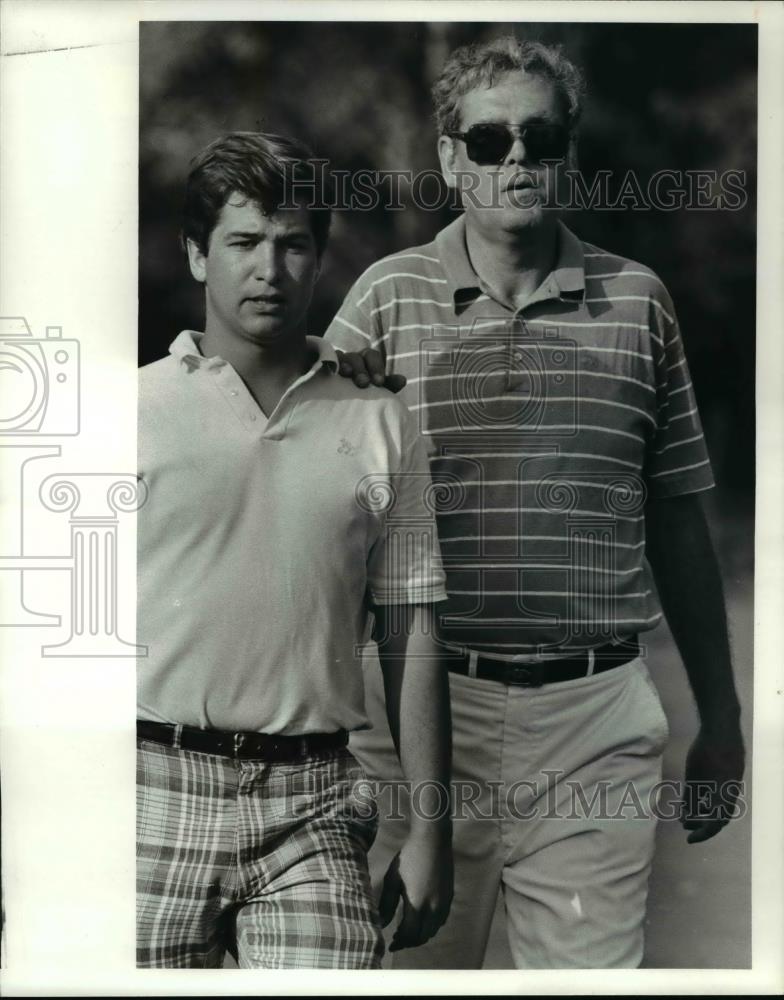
[337,438,359,455]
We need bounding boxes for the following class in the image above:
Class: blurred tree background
[139,20,756,532]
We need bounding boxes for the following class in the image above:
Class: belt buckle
[233,732,246,757]
[507,661,545,688]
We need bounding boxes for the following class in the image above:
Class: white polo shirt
[137,331,447,735]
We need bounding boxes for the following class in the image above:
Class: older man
[327,37,744,969]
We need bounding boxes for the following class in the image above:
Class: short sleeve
[365,403,448,605]
[324,271,387,359]
[644,285,715,498]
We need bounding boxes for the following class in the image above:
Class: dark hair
[181,131,332,257]
[432,36,586,136]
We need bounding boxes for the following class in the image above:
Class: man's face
[439,71,570,237]
[188,195,319,348]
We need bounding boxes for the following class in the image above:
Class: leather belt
[447,638,640,688]
[137,720,349,761]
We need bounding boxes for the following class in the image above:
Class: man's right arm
[324,277,407,392]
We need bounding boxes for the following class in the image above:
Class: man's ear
[437,135,460,191]
[186,238,207,283]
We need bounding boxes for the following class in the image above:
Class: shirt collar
[551,222,586,299]
[435,215,586,307]
[169,330,339,374]
[435,215,480,300]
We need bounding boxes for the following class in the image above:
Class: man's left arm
[372,603,453,951]
[645,492,745,844]
[363,398,453,948]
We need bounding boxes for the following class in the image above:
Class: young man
[327,37,745,969]
[136,131,452,969]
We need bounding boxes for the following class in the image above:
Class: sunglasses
[447,123,570,166]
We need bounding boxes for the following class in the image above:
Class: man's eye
[230,240,255,249]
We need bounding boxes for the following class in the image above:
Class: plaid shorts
[136,737,384,969]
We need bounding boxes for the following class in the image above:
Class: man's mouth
[505,174,537,192]
[246,294,285,310]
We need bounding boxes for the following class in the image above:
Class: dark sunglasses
[447,123,570,166]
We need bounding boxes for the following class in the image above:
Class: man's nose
[252,244,280,283]
[505,133,532,166]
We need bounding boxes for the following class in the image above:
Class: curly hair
[181,131,332,258]
[432,36,586,136]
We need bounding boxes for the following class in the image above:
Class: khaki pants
[349,655,668,969]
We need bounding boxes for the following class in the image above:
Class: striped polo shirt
[325,215,714,657]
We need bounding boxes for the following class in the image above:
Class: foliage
[140,21,756,494]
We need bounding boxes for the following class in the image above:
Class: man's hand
[680,721,746,844]
[378,830,453,952]
[336,348,407,392]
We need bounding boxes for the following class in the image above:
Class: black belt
[447,638,640,688]
[137,720,349,761]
